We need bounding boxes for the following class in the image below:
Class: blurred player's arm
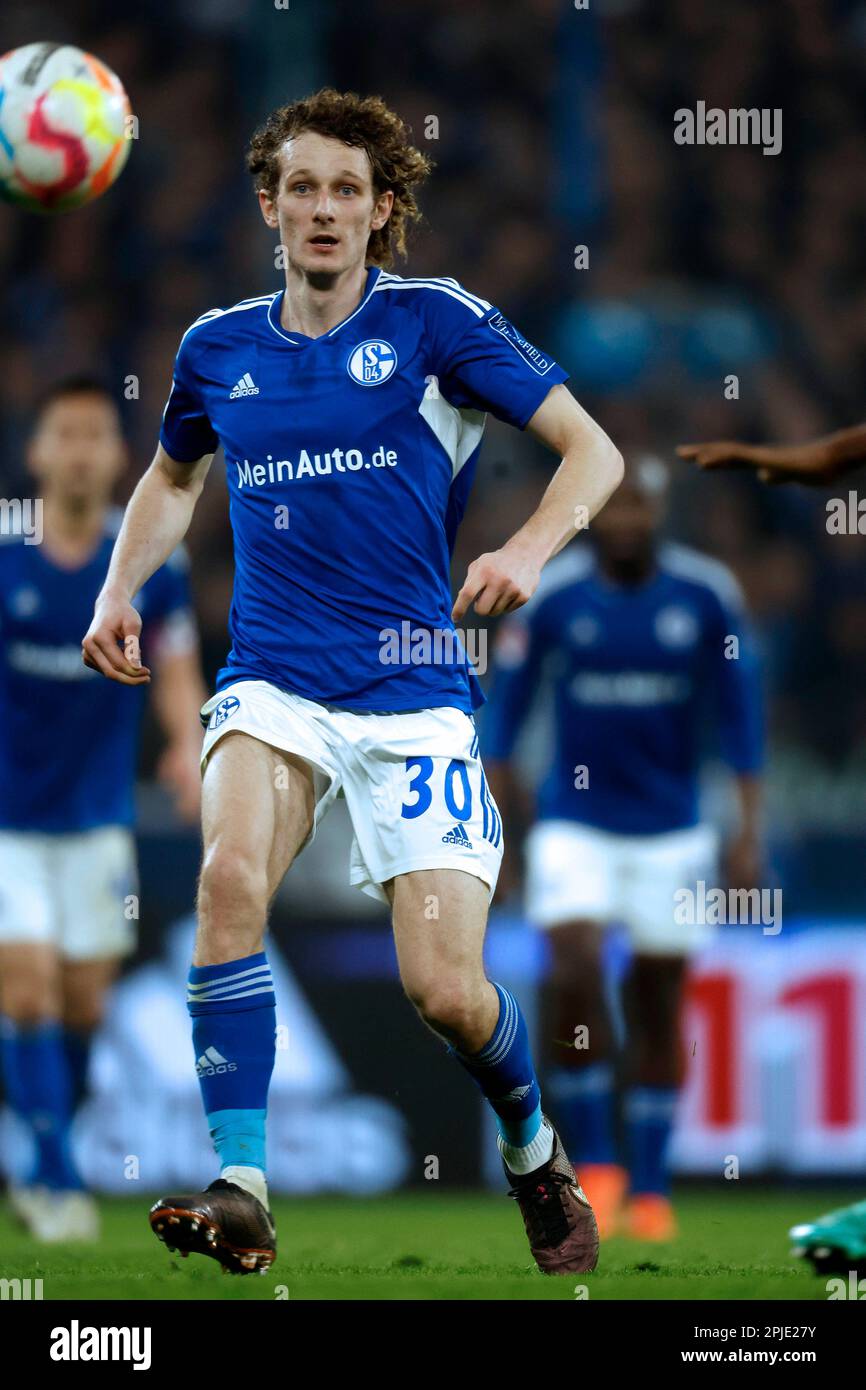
[149,602,209,825]
[677,422,866,485]
[726,773,763,889]
[82,444,213,684]
[452,385,622,621]
[708,589,766,889]
[483,607,549,902]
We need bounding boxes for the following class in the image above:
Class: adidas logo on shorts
[442,822,473,848]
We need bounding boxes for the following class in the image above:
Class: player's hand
[451,543,541,623]
[723,830,763,891]
[157,738,202,824]
[82,591,151,684]
[677,440,759,470]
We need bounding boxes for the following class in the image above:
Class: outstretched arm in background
[677,421,866,485]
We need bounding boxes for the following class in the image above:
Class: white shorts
[525,819,719,955]
[200,680,504,905]
[0,826,138,960]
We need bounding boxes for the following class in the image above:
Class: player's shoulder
[177,293,280,351]
[659,541,746,610]
[373,270,494,325]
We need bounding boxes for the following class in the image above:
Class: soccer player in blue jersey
[0,377,206,1241]
[681,422,866,1273]
[82,89,623,1275]
[484,457,765,1241]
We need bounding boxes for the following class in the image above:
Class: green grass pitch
[0,1188,855,1300]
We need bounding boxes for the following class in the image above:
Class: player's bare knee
[548,918,601,960]
[409,976,489,1045]
[198,842,269,920]
[1,978,59,1025]
[62,997,105,1033]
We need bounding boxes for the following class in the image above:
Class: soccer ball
[0,41,132,212]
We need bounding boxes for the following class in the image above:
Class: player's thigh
[61,956,121,1031]
[0,942,62,1019]
[201,730,316,899]
[386,866,490,993]
[342,707,503,908]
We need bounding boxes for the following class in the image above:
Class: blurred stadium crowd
[1,0,865,845]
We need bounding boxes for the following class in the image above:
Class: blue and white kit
[161,268,568,898]
[0,515,195,955]
[483,543,765,950]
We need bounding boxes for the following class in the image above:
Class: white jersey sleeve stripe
[373,277,489,318]
[377,271,493,314]
[179,296,278,346]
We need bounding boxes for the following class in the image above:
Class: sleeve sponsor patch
[486,312,556,376]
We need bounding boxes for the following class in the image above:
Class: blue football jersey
[159,267,568,713]
[482,542,764,834]
[0,514,193,833]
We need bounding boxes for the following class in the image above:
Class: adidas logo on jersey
[195,1046,238,1077]
[229,372,260,399]
[442,822,473,848]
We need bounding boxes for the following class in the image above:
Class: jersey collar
[266,264,383,346]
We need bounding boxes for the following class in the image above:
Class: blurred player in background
[82,89,624,1276]
[682,422,866,1273]
[484,457,765,1240]
[0,378,205,1242]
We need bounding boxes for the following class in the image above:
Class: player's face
[591,479,662,567]
[28,394,125,504]
[259,130,394,280]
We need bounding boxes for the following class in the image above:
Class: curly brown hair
[245,88,433,268]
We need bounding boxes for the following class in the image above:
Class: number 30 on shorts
[401,756,472,821]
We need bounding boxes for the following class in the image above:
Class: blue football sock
[546,1062,618,1166]
[452,983,543,1147]
[63,1027,94,1115]
[187,953,276,1175]
[0,1017,82,1190]
[625,1085,678,1196]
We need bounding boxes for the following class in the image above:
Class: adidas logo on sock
[442,822,472,848]
[495,1083,533,1105]
[195,1046,238,1077]
[229,372,260,399]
